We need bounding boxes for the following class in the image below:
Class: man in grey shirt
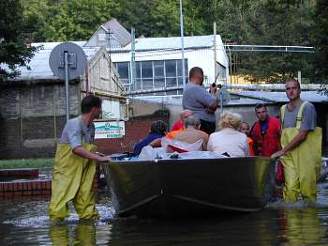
[182,67,218,134]
[49,95,110,221]
[272,79,321,202]
[59,116,96,149]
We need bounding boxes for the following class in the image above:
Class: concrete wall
[0,81,81,159]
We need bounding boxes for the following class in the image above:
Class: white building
[85,19,229,93]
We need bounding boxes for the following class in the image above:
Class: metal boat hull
[102,157,274,217]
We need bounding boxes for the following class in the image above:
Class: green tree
[115,0,157,37]
[0,0,36,80]
[21,0,50,42]
[312,0,328,82]
[214,0,315,83]
[42,0,118,41]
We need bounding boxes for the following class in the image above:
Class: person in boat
[250,103,281,157]
[170,109,193,131]
[133,120,168,155]
[166,110,193,139]
[182,67,219,135]
[209,82,218,96]
[271,79,322,203]
[239,121,255,156]
[49,95,111,221]
[207,112,249,157]
[174,115,209,150]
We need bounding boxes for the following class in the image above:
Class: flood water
[1,184,328,245]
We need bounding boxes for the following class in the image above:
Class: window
[216,62,226,83]
[116,62,129,79]
[115,62,130,88]
[141,61,153,78]
[114,59,188,91]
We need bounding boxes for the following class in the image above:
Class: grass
[0,158,54,169]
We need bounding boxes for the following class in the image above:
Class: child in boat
[239,121,255,156]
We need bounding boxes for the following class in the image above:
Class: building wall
[82,48,128,120]
[0,81,81,159]
[111,45,229,88]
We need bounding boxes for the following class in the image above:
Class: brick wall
[95,109,170,155]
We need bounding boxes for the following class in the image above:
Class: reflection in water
[1,185,328,245]
[277,208,325,245]
[50,221,96,246]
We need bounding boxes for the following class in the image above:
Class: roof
[101,18,131,47]
[11,41,100,80]
[133,94,268,106]
[133,89,328,107]
[111,35,224,52]
[233,90,328,103]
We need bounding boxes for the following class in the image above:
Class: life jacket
[247,137,255,156]
[166,129,183,139]
[250,116,281,157]
[171,119,184,131]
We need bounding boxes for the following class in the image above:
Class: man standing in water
[49,95,111,221]
[250,103,281,157]
[272,79,322,202]
[182,67,218,134]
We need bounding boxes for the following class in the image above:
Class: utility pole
[213,22,217,84]
[130,27,136,93]
[179,0,186,90]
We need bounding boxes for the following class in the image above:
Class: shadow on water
[1,184,328,245]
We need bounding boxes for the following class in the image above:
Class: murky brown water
[1,185,328,245]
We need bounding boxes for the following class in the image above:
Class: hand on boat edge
[271,150,285,160]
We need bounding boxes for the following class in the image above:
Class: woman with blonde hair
[207,112,249,157]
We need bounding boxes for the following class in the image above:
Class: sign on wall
[94,121,125,139]
[102,100,120,119]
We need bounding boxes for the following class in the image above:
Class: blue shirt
[133,132,163,155]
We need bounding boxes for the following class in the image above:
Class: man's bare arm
[271,130,308,158]
[73,146,111,162]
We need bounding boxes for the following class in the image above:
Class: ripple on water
[267,182,328,209]
[2,201,115,228]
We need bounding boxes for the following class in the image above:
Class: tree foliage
[0,0,36,81]
[312,0,328,82]
[4,0,327,82]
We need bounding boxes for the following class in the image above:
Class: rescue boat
[101,156,275,218]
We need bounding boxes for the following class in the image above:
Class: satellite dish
[49,42,87,122]
[49,42,87,80]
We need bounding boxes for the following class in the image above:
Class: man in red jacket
[250,104,281,157]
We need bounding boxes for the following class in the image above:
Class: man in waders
[49,95,111,221]
[271,79,322,202]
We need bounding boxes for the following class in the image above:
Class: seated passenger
[133,120,168,155]
[174,115,209,150]
[239,121,255,156]
[166,110,193,139]
[207,112,249,157]
[171,109,193,131]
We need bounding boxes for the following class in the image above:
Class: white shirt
[207,128,249,157]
